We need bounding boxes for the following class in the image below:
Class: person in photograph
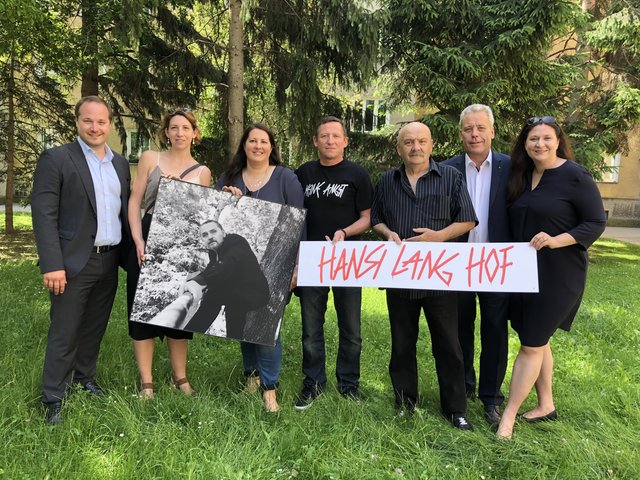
[294,116,373,409]
[371,122,477,430]
[217,123,304,412]
[443,104,511,425]
[32,96,131,424]
[496,116,606,439]
[182,220,270,342]
[127,108,212,399]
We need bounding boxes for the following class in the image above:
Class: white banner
[298,241,538,293]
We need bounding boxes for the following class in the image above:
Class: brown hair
[158,109,202,145]
[223,124,282,186]
[507,117,575,202]
[75,96,113,122]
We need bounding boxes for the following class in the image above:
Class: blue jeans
[241,333,282,390]
[299,286,362,392]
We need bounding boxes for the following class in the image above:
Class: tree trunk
[81,0,99,97]
[5,56,16,234]
[228,0,244,160]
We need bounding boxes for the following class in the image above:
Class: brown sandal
[139,382,154,400]
[172,377,195,396]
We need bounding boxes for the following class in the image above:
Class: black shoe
[340,387,364,403]
[483,404,501,425]
[522,409,558,423]
[450,414,474,431]
[294,385,322,411]
[81,381,105,397]
[45,402,63,425]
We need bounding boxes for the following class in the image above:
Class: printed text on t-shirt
[304,182,349,199]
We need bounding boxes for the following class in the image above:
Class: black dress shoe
[450,414,474,431]
[522,409,557,423]
[483,404,501,425]
[45,402,63,425]
[81,381,105,397]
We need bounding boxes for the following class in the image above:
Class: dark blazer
[443,151,511,242]
[32,140,131,278]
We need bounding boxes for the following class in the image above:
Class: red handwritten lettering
[317,244,388,282]
[466,245,515,286]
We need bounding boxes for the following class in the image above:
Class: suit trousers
[457,291,509,406]
[386,290,467,415]
[42,249,119,404]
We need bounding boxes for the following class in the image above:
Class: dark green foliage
[0,0,77,204]
[382,0,580,160]
[242,0,386,145]
[72,0,227,153]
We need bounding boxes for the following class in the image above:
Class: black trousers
[42,249,119,404]
[386,290,467,416]
[457,291,509,406]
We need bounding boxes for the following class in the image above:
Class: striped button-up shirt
[371,159,477,298]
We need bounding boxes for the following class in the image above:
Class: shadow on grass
[0,231,37,262]
[590,238,640,266]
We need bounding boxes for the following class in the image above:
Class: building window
[127,130,149,163]
[351,99,390,133]
[600,153,621,183]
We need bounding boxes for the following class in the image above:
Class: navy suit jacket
[32,140,131,278]
[443,151,511,242]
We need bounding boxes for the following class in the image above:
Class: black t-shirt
[295,159,373,241]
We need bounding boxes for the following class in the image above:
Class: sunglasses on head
[170,108,191,115]
[527,116,556,126]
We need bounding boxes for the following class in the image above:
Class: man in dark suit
[443,104,511,425]
[32,96,130,424]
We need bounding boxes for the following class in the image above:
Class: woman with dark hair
[127,109,212,399]
[218,123,304,412]
[496,117,606,439]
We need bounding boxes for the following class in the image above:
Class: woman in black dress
[496,117,606,439]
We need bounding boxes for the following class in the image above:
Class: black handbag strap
[179,163,201,179]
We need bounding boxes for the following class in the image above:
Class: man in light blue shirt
[32,96,131,424]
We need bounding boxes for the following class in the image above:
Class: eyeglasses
[527,116,556,126]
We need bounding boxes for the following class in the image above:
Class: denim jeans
[299,286,362,392]
[241,333,282,390]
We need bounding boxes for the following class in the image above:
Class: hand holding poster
[297,241,538,292]
[130,179,306,346]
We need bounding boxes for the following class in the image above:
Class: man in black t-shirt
[293,116,373,409]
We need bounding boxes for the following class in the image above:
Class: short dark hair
[315,116,347,137]
[159,109,202,145]
[200,219,223,231]
[75,96,113,122]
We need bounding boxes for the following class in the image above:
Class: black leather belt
[92,244,119,253]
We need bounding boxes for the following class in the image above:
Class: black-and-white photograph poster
[130,178,306,346]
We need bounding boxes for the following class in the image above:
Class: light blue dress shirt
[77,137,122,246]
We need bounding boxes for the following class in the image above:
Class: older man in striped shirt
[371,122,477,430]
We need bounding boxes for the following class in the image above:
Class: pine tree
[0,0,77,232]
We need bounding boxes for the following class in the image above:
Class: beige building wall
[596,125,640,226]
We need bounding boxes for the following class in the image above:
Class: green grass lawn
[0,224,638,479]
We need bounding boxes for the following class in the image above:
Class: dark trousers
[386,290,466,415]
[457,291,509,406]
[299,286,362,392]
[42,249,119,404]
